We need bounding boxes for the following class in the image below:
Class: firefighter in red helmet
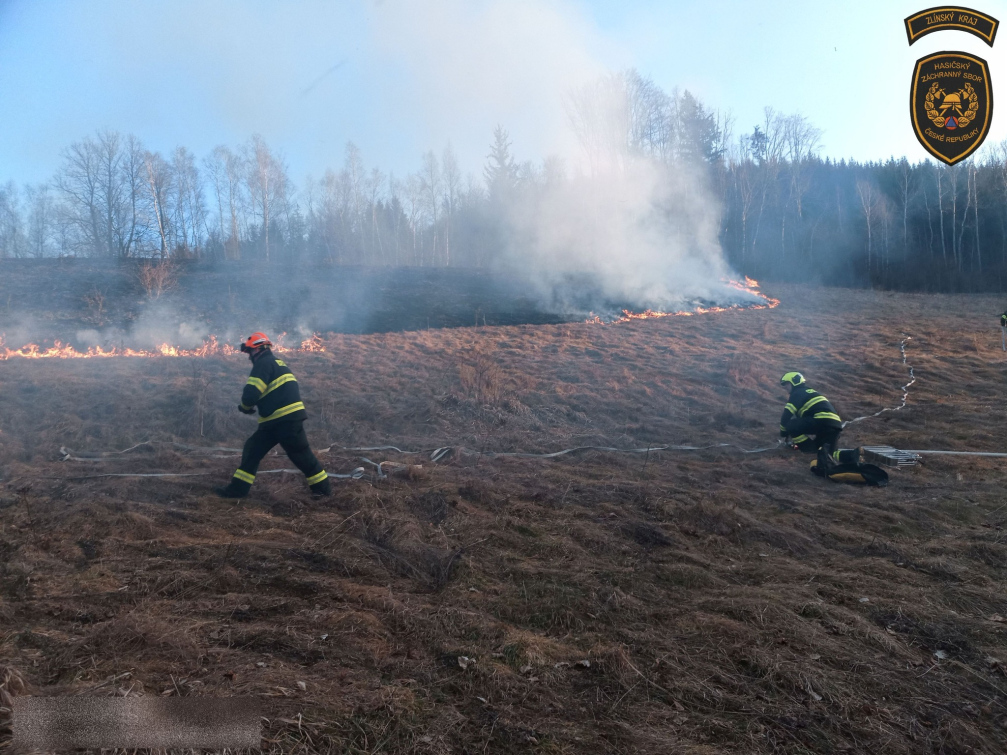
[215,332,331,498]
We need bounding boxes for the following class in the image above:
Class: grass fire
[2,271,1007,753]
[5,2,1007,752]
[0,334,326,360]
[587,277,780,324]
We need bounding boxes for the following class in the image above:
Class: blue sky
[1,0,1006,189]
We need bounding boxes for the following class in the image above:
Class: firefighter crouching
[779,372,858,470]
[216,332,331,499]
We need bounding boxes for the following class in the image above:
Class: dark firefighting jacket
[779,385,842,438]
[239,350,307,424]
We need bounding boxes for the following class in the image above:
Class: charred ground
[0,260,574,346]
[1,281,1007,753]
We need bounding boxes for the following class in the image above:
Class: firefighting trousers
[793,425,841,453]
[229,420,328,493]
[790,424,858,465]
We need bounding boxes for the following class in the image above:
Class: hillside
[2,281,1007,753]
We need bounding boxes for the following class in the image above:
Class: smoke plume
[372,0,758,316]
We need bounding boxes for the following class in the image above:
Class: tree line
[3,69,1007,293]
[718,109,1007,291]
[0,126,528,268]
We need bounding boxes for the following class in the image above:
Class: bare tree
[245,135,287,262]
[136,258,178,298]
[731,135,756,263]
[749,107,786,254]
[119,134,146,258]
[625,69,673,161]
[403,173,424,265]
[887,158,913,259]
[96,129,124,257]
[387,173,404,265]
[441,144,461,267]
[343,143,365,264]
[0,182,26,258]
[365,167,385,265]
[143,151,173,259]
[171,146,205,257]
[959,158,979,271]
[419,151,441,265]
[24,183,55,258]
[565,73,631,174]
[320,168,347,264]
[936,165,948,265]
[53,131,145,258]
[54,136,102,255]
[950,163,966,271]
[782,113,822,219]
[204,147,229,258]
[857,179,879,276]
[222,147,245,259]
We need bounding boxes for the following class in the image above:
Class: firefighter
[215,332,331,498]
[779,372,850,470]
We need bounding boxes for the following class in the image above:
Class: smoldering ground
[0,260,577,350]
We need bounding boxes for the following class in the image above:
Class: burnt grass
[0,259,570,343]
[3,281,1007,752]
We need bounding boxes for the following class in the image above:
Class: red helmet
[241,332,272,352]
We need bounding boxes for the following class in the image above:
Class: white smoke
[371,0,755,315]
[75,301,215,350]
[504,154,750,314]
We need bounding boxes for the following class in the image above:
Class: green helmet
[781,372,805,388]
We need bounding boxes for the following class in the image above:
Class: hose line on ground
[843,336,915,426]
[62,334,1007,478]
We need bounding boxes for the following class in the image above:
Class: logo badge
[905,6,999,46]
[910,51,992,164]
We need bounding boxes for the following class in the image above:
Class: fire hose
[841,336,915,426]
[56,334,1007,479]
[59,442,785,482]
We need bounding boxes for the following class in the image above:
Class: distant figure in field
[778,372,854,470]
[215,332,331,499]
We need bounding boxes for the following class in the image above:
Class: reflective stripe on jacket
[240,351,308,424]
[780,385,842,435]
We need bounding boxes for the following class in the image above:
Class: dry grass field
[2,283,1007,753]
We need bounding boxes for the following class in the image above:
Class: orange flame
[587,277,779,324]
[297,333,326,352]
[0,333,327,360]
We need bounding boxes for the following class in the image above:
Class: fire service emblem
[904,6,998,46]
[910,51,992,164]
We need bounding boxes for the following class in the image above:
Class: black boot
[310,477,332,497]
[215,481,250,499]
[818,444,838,472]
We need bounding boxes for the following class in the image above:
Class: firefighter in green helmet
[779,372,847,470]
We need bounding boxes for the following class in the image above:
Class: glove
[238,404,255,415]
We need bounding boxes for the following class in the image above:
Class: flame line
[0,332,326,360]
[586,277,780,324]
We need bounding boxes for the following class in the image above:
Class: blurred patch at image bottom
[13,697,262,750]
